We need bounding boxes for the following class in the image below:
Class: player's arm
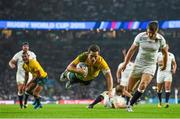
[101,59,113,97]
[123,44,138,68]
[104,71,113,94]
[116,67,122,84]
[9,59,17,69]
[123,90,132,98]
[66,55,86,75]
[172,57,177,74]
[161,46,168,70]
[24,71,29,86]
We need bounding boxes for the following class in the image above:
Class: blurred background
[0,0,179,104]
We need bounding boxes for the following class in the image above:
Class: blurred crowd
[0,29,180,100]
[0,0,180,20]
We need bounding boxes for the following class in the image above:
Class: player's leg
[24,81,37,107]
[17,83,25,109]
[33,85,43,109]
[24,81,37,108]
[16,73,26,109]
[157,83,163,107]
[88,94,104,109]
[129,73,153,108]
[164,81,172,108]
[65,72,81,89]
[59,70,69,81]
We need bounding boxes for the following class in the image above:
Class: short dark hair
[22,42,29,46]
[115,85,123,96]
[88,44,100,53]
[147,21,159,32]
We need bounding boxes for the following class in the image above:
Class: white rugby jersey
[133,32,166,66]
[157,52,175,72]
[118,62,134,79]
[12,50,36,71]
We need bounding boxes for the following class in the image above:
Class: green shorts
[35,76,48,86]
[68,72,92,85]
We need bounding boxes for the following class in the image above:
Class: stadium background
[0,0,180,104]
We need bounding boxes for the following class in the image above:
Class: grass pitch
[0,104,180,118]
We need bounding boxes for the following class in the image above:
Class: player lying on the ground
[88,85,132,109]
[60,44,113,97]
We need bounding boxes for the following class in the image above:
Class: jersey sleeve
[133,33,142,46]
[71,52,87,65]
[156,52,162,62]
[99,57,110,75]
[171,53,175,62]
[117,63,123,70]
[31,52,36,59]
[12,52,20,61]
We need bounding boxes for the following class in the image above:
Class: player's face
[88,51,99,65]
[147,29,157,39]
[22,45,29,52]
[22,54,29,63]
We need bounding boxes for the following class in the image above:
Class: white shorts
[156,71,172,83]
[120,78,129,87]
[131,64,156,78]
[16,70,32,84]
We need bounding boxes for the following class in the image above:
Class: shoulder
[169,52,175,58]
[78,52,88,61]
[136,32,147,38]
[118,62,124,68]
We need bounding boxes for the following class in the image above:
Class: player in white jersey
[119,21,168,112]
[88,85,128,109]
[9,42,36,109]
[156,44,177,108]
[116,49,134,104]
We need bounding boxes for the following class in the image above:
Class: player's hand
[77,68,87,77]
[119,62,127,72]
[22,84,26,92]
[108,90,113,98]
[172,69,176,74]
[9,64,16,69]
[160,64,166,71]
[116,78,121,84]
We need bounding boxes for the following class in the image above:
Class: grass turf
[0,104,180,118]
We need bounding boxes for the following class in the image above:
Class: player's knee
[138,88,145,93]
[18,91,24,96]
[165,90,171,93]
[138,82,147,92]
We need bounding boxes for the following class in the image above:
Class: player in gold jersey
[60,44,113,97]
[22,51,48,109]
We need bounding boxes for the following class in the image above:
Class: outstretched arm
[172,58,177,74]
[161,47,168,70]
[121,44,138,71]
[104,71,113,97]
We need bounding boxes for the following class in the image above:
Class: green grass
[0,104,180,118]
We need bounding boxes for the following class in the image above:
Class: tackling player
[9,42,36,109]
